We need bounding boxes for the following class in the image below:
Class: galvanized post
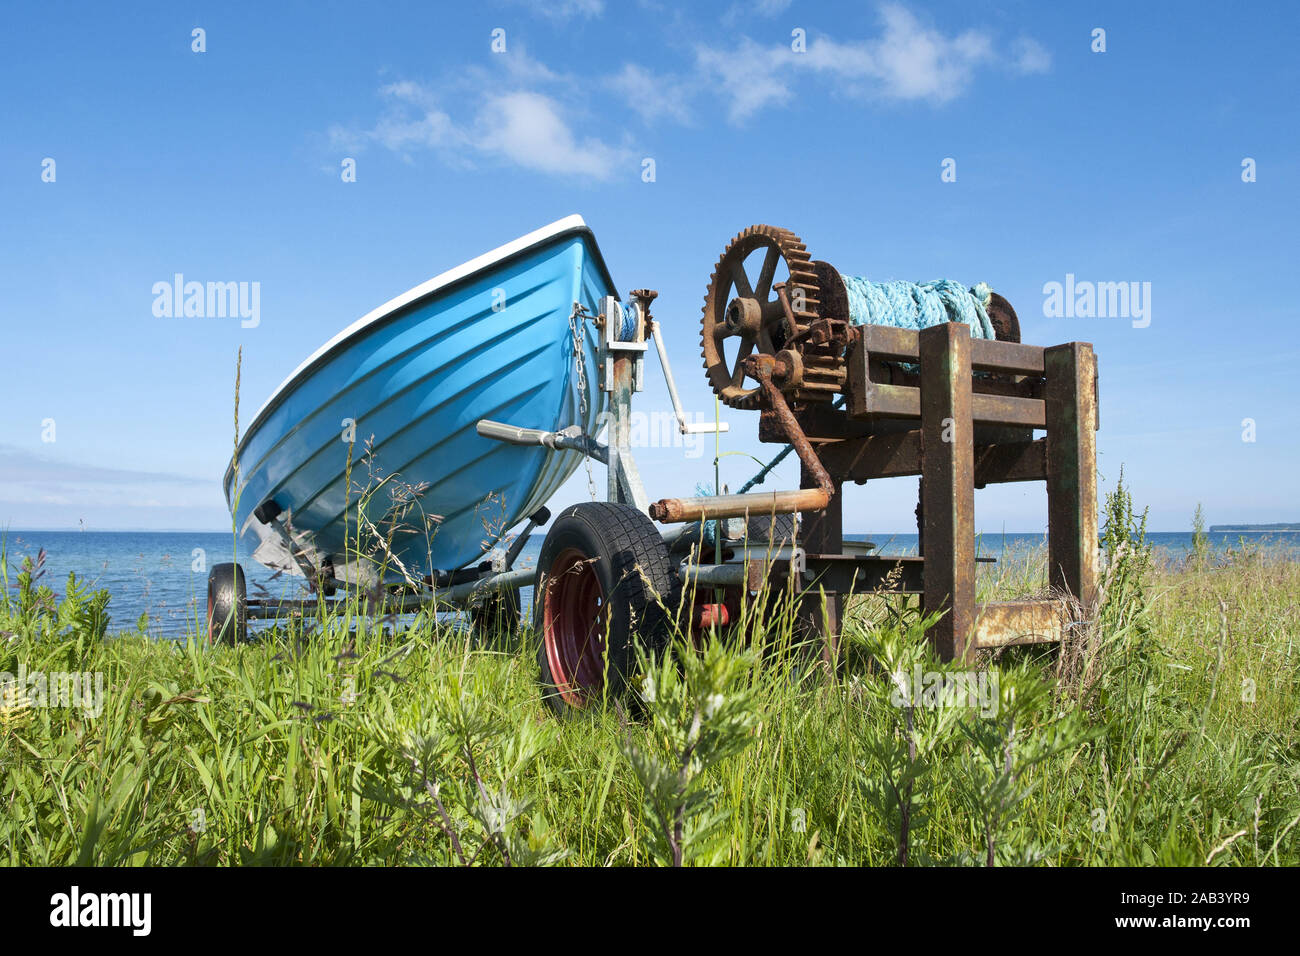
[1045,343,1099,611]
[608,354,634,506]
[920,322,976,662]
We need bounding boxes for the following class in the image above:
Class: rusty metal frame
[1045,343,1100,610]
[762,319,1099,662]
[918,322,977,661]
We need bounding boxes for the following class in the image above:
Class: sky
[1,0,1297,535]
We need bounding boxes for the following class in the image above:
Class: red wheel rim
[543,548,606,708]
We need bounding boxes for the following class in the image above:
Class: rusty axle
[648,488,829,523]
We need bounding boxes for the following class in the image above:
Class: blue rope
[842,276,996,340]
[618,302,639,341]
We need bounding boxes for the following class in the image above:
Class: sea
[3,529,1298,639]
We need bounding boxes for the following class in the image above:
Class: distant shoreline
[1209,524,1300,533]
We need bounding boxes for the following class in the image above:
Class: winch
[648,224,1099,668]
[699,224,1022,410]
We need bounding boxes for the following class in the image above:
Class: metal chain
[568,302,599,501]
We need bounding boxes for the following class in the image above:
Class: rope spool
[617,302,639,341]
[841,276,996,340]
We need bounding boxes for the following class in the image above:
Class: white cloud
[608,64,695,124]
[333,5,1051,175]
[1011,36,1052,74]
[331,51,630,180]
[0,446,215,516]
[379,80,440,111]
[0,446,208,487]
[495,47,566,86]
[723,0,790,22]
[370,85,464,153]
[681,3,1049,124]
[695,38,796,123]
[867,4,995,101]
[329,83,467,163]
[499,0,604,20]
[475,91,630,179]
[556,0,605,19]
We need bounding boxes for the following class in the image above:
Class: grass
[1,487,1298,867]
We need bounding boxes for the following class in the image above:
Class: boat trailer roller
[208,219,1099,715]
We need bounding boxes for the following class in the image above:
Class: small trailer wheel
[206,563,248,645]
[535,502,678,714]
[740,511,796,548]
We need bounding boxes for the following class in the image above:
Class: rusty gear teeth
[700,225,840,409]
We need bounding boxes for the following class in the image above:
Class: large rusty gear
[700,225,842,409]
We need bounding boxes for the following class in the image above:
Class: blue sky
[1,0,1297,534]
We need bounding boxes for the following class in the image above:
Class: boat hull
[224,217,613,581]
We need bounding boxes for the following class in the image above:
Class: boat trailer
[207,224,1098,716]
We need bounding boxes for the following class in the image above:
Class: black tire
[206,563,247,645]
[739,512,797,549]
[468,587,521,645]
[671,511,797,555]
[535,502,678,715]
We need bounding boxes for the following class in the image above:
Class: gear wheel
[700,225,842,409]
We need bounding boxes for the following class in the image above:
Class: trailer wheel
[206,563,247,645]
[740,512,796,549]
[535,502,677,714]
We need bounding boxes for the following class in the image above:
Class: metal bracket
[595,293,652,513]
[599,294,647,393]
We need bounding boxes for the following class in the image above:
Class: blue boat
[224,216,614,584]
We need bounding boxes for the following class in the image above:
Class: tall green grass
[1,485,1297,866]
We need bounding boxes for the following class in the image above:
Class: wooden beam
[852,380,1046,428]
[819,430,922,481]
[819,434,1046,485]
[1045,343,1099,611]
[919,322,976,662]
[973,600,1065,649]
[860,324,1047,375]
[973,439,1048,485]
